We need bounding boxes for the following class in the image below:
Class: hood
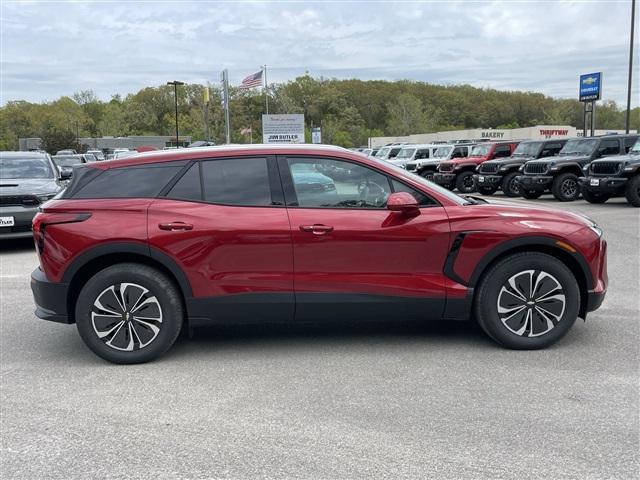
[591,151,640,165]
[528,154,588,165]
[0,177,62,195]
[485,155,532,166]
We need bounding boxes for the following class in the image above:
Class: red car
[30,145,607,363]
[433,141,520,193]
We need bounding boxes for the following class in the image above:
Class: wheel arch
[461,236,593,319]
[63,243,192,324]
[556,164,584,177]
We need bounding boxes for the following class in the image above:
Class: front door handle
[158,222,193,231]
[299,224,334,235]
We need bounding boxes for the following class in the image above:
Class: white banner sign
[262,114,305,143]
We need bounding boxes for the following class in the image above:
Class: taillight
[33,212,91,253]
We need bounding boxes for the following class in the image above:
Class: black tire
[419,169,435,182]
[75,263,184,364]
[551,172,580,202]
[624,175,640,207]
[455,171,476,193]
[521,190,542,199]
[477,186,497,196]
[475,252,580,350]
[501,172,521,197]
[581,188,610,204]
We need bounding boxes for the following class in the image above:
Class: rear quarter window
[70,162,185,199]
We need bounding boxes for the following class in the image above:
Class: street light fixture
[167,81,185,147]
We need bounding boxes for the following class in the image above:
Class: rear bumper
[586,289,606,313]
[433,172,457,188]
[516,175,553,191]
[0,205,38,239]
[473,174,502,187]
[578,176,627,194]
[30,267,71,324]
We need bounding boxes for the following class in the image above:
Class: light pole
[625,0,636,133]
[167,81,185,147]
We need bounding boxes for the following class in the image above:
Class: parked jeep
[473,139,567,197]
[516,134,639,201]
[433,141,519,193]
[578,137,640,206]
[405,143,475,181]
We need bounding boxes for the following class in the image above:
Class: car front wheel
[75,263,184,364]
[552,173,580,201]
[501,172,521,197]
[475,252,580,349]
[456,171,476,193]
[624,175,640,207]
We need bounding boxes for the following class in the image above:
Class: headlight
[589,225,603,238]
[624,166,634,171]
[499,166,510,172]
[583,165,590,172]
[549,163,558,171]
[518,165,525,172]
[37,193,57,203]
[453,164,463,171]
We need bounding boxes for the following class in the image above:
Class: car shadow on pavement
[0,237,34,252]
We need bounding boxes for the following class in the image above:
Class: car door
[278,155,451,322]
[147,156,294,323]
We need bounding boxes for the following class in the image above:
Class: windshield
[433,146,452,158]
[375,147,390,158]
[629,139,640,154]
[560,139,598,155]
[395,148,416,159]
[470,145,491,157]
[513,142,542,157]
[0,155,54,179]
[53,156,83,168]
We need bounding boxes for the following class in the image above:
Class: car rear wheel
[552,173,580,202]
[456,171,476,193]
[475,252,579,349]
[75,263,184,364]
[581,188,610,204]
[521,190,542,199]
[477,186,497,195]
[624,175,640,207]
[501,172,521,197]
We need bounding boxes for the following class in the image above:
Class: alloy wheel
[561,178,577,198]
[91,283,163,351]
[508,178,520,195]
[497,270,566,337]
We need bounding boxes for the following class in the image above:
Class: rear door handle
[299,224,334,235]
[159,222,193,231]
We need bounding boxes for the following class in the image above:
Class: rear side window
[201,158,272,206]
[167,163,202,201]
[72,163,184,199]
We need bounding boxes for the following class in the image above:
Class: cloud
[0,0,637,106]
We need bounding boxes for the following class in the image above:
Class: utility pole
[221,70,231,144]
[167,81,185,147]
[625,0,636,133]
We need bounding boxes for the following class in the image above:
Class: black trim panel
[186,293,294,326]
[31,267,71,324]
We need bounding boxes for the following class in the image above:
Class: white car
[404,143,475,181]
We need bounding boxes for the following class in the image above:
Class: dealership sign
[262,114,305,143]
[311,127,321,144]
[579,72,602,102]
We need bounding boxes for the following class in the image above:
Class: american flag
[239,70,263,89]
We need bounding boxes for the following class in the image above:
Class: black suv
[578,138,640,206]
[516,135,639,201]
[473,139,566,197]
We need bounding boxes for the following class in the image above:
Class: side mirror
[59,167,73,180]
[387,192,419,216]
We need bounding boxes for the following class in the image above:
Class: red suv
[433,141,520,193]
[30,145,607,363]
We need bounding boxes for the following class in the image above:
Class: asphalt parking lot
[1,195,638,480]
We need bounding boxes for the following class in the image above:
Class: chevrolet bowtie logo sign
[582,76,598,85]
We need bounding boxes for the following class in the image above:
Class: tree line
[1,75,638,152]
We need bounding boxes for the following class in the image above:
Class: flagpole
[263,65,269,114]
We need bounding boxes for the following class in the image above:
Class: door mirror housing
[387,192,419,215]
[59,167,73,180]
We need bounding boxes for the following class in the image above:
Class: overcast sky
[1,1,638,106]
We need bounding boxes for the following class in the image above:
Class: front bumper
[473,174,502,187]
[433,172,457,188]
[30,267,71,324]
[0,205,39,239]
[515,175,553,191]
[578,176,628,195]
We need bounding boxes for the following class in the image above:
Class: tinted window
[598,139,620,156]
[391,179,436,206]
[202,158,272,206]
[288,158,391,208]
[540,142,564,157]
[416,149,430,159]
[167,163,202,201]
[73,164,183,198]
[493,145,512,158]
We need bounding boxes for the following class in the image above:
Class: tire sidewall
[75,264,183,364]
[553,173,580,201]
[456,171,476,193]
[624,175,640,207]
[502,172,521,197]
[476,253,580,349]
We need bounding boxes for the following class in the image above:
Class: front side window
[0,155,54,179]
[624,137,639,153]
[202,158,272,206]
[390,179,436,206]
[395,148,416,159]
[540,142,563,157]
[560,139,598,156]
[513,142,542,157]
[598,139,620,156]
[287,158,390,208]
[493,145,512,158]
[434,147,452,158]
[470,145,490,157]
[416,149,430,159]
